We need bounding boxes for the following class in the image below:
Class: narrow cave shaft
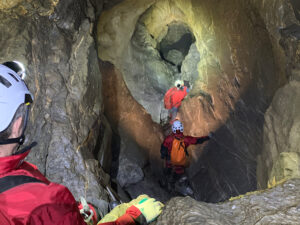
[97,0,299,203]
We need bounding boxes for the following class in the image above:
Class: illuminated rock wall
[97,0,298,201]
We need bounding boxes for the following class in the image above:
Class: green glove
[134,198,164,223]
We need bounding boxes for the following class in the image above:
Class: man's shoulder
[18,161,50,183]
[165,134,175,141]
[0,175,82,225]
[3,161,74,199]
[0,171,77,210]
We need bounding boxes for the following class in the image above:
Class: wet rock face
[257,70,300,188]
[0,0,109,206]
[155,179,300,225]
[290,0,300,21]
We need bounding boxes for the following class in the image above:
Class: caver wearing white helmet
[174,80,184,89]
[0,61,33,146]
[172,120,184,133]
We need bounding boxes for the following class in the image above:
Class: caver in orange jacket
[164,86,188,110]
[160,132,210,174]
[0,145,145,225]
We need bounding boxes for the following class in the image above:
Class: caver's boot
[159,168,172,189]
[174,175,194,197]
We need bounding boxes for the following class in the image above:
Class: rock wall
[0,0,110,207]
[155,179,300,225]
[99,61,163,165]
[257,69,300,188]
[254,0,300,189]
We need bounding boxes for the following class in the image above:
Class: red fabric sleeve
[98,206,146,225]
[184,136,210,147]
[183,136,198,147]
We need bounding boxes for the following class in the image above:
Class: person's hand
[134,198,164,223]
[208,132,214,139]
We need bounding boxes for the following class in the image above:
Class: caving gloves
[134,197,164,223]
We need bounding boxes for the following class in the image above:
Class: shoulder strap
[0,175,45,194]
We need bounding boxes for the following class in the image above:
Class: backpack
[170,137,189,166]
[0,175,44,193]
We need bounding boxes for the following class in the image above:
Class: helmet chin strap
[0,106,29,146]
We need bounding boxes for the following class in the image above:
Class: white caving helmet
[3,61,26,79]
[174,80,184,88]
[0,62,33,145]
[172,120,184,133]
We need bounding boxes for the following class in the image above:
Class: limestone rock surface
[100,61,164,172]
[0,0,109,207]
[269,152,300,186]
[117,157,144,188]
[257,70,300,188]
[155,179,300,225]
[116,130,147,187]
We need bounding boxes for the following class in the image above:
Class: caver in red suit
[0,62,163,225]
[164,80,189,123]
[0,145,160,225]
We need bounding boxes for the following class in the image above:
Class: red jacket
[0,147,86,225]
[164,86,188,109]
[0,147,145,225]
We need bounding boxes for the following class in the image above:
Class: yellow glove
[134,198,164,223]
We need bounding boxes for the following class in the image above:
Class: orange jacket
[164,86,188,109]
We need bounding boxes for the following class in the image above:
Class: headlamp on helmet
[174,80,184,89]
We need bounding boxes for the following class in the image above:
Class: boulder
[268,152,300,186]
[155,179,300,225]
